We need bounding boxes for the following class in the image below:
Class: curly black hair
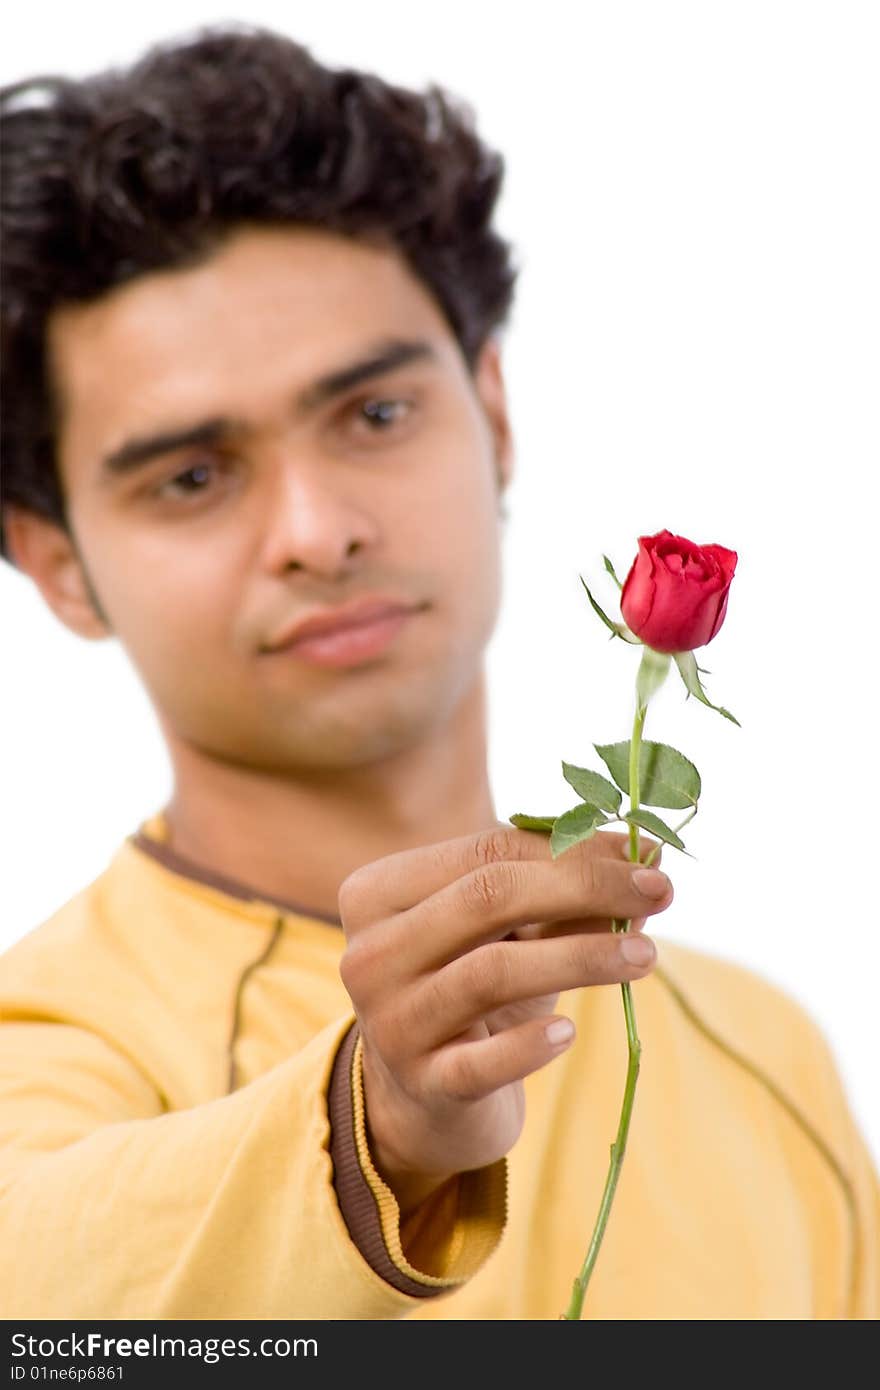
[0,22,520,563]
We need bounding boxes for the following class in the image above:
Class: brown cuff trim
[328,1021,443,1299]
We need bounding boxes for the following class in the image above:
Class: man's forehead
[48,224,447,378]
[46,224,461,462]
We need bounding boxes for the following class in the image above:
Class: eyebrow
[100,336,439,477]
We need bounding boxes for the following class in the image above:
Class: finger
[510,912,649,942]
[423,1013,578,1104]
[403,930,658,1051]
[502,830,661,943]
[390,850,671,978]
[339,821,632,926]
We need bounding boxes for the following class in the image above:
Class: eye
[349,397,416,433]
[154,458,225,499]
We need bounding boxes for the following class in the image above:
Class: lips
[266,598,421,652]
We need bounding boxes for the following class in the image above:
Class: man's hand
[337,824,672,1215]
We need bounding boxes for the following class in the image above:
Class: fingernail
[620,934,656,965]
[632,868,669,898]
[545,1018,575,1047]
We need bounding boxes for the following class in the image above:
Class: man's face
[45,224,512,772]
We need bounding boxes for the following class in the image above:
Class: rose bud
[620,529,738,653]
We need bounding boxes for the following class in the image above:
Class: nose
[259,455,380,577]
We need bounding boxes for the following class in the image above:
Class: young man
[1,26,877,1320]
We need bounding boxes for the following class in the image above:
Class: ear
[3,505,112,640]
[473,337,515,494]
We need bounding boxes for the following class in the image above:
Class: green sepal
[673,650,741,727]
[550,803,610,859]
[509,814,556,834]
[561,762,622,813]
[578,575,641,644]
[636,647,672,708]
[622,808,695,857]
[603,555,623,590]
[594,739,701,809]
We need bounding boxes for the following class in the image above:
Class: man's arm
[0,1012,504,1319]
[793,1011,880,1320]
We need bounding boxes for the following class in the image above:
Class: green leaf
[635,647,672,708]
[594,740,701,809]
[509,813,556,834]
[622,808,695,857]
[578,575,641,644]
[561,762,622,813]
[673,651,741,727]
[603,554,623,590]
[550,803,610,859]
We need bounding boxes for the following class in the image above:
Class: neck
[159,669,497,920]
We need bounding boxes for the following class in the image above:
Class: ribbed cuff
[328,1021,507,1297]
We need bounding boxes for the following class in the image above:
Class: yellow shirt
[1,811,877,1319]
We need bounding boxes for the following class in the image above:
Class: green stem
[560,696,647,1321]
[626,700,647,864]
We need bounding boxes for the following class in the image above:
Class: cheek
[409,458,502,633]
[87,526,241,671]
[400,436,499,562]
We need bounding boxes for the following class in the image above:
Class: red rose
[620,529,737,653]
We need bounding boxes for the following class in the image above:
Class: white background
[2,3,878,1167]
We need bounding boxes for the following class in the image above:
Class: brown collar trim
[128,830,344,930]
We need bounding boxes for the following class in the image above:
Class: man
[1,26,877,1320]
